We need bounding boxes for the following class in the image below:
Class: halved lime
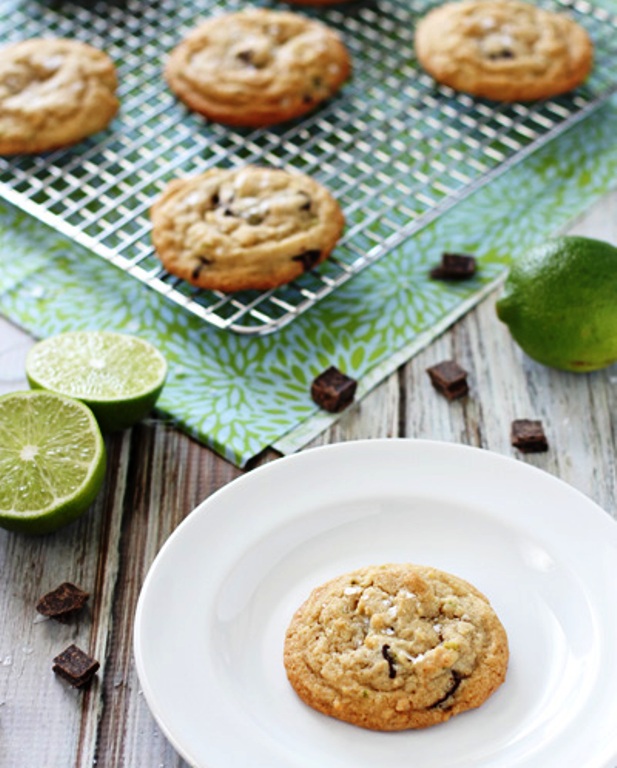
[0,390,106,535]
[26,331,168,432]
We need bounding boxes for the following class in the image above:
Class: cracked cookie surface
[0,38,118,155]
[414,0,593,102]
[164,8,351,127]
[150,166,345,292]
[284,563,508,730]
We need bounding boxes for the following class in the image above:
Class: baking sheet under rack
[2,0,617,335]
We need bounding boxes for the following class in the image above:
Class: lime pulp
[26,331,168,431]
[0,390,106,535]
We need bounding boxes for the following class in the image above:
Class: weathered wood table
[1,189,616,766]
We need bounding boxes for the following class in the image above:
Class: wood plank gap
[397,367,408,437]
[76,429,134,768]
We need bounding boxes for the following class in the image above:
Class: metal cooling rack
[2,0,617,334]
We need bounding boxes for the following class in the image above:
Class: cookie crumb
[52,644,99,688]
[511,419,548,452]
[36,582,89,623]
[426,360,469,400]
[311,366,357,412]
[430,252,477,280]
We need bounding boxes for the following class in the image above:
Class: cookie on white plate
[284,562,509,730]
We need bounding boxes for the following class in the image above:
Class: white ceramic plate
[134,440,617,768]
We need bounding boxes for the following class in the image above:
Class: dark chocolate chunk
[310,366,357,412]
[429,671,463,709]
[292,249,321,272]
[235,49,268,69]
[430,252,477,280]
[36,582,89,622]
[488,49,515,60]
[426,360,469,400]
[52,644,100,688]
[511,419,549,453]
[381,644,397,679]
[236,49,254,64]
[298,192,312,212]
[192,255,212,279]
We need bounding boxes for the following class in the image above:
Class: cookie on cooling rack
[150,166,345,293]
[0,38,119,155]
[164,8,351,127]
[414,0,593,102]
[284,563,509,730]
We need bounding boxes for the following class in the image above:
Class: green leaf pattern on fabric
[2,100,617,466]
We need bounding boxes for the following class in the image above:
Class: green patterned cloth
[1,101,617,466]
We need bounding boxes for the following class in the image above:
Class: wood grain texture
[0,189,615,766]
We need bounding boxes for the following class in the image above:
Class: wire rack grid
[2,0,617,334]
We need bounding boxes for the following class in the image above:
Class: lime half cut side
[26,331,168,432]
[0,390,106,535]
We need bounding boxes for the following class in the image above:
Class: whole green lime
[496,236,617,372]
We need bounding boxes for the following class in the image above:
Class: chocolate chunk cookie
[414,0,593,102]
[150,166,345,292]
[284,563,509,730]
[164,9,351,127]
[0,38,119,155]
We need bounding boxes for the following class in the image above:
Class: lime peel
[496,235,617,372]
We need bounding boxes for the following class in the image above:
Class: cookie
[150,166,345,292]
[0,38,119,155]
[414,0,593,102]
[164,9,351,127]
[284,563,508,730]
